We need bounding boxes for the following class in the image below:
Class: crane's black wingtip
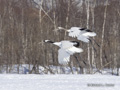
[79,28,86,31]
[79,28,93,32]
[86,29,93,32]
[70,41,80,47]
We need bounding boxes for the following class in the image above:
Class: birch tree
[86,0,91,74]
[100,0,108,68]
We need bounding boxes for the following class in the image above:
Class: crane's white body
[66,27,96,43]
[45,40,83,65]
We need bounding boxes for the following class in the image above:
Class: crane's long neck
[58,27,69,32]
[45,40,54,43]
[45,40,61,47]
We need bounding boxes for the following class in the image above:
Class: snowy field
[0,74,120,90]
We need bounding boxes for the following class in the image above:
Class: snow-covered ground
[1,64,119,75]
[0,74,119,90]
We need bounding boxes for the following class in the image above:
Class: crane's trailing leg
[91,38,100,47]
[73,55,86,74]
[88,38,97,53]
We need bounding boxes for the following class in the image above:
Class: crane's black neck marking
[71,41,80,47]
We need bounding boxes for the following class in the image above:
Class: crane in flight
[55,27,100,52]
[44,40,83,65]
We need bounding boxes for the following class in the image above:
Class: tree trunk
[100,0,108,68]
[86,0,91,74]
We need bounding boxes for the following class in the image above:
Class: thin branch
[40,7,54,24]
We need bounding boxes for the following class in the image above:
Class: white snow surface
[0,74,119,90]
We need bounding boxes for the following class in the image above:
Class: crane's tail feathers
[76,48,83,53]
[82,32,96,37]
[79,48,83,52]
[87,32,96,37]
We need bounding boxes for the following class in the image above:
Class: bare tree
[100,0,108,68]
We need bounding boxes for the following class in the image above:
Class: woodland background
[0,0,120,74]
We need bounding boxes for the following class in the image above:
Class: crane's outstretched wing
[58,47,83,65]
[66,47,83,54]
[68,27,81,38]
[68,30,80,38]
[77,31,96,43]
[58,49,70,65]
[80,31,96,37]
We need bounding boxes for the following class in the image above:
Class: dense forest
[0,0,120,74]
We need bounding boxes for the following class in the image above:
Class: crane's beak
[38,40,44,45]
[53,27,70,33]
